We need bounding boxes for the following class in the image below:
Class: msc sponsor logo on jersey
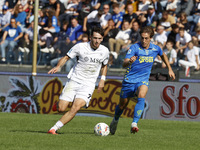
[139,56,153,63]
[90,58,103,63]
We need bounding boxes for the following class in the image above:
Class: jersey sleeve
[125,44,136,59]
[102,49,110,65]
[67,44,80,59]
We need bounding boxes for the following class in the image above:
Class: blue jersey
[123,42,163,83]
[112,12,124,28]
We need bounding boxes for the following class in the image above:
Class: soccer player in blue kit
[110,26,176,134]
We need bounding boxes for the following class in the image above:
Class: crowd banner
[0,74,199,121]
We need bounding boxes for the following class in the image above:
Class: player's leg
[59,98,86,124]
[110,97,130,135]
[48,100,70,134]
[131,84,148,134]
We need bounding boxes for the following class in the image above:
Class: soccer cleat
[109,118,119,135]
[47,129,58,135]
[130,122,139,134]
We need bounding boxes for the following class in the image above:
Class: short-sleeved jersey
[67,42,109,85]
[123,42,163,83]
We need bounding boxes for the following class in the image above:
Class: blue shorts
[120,81,149,98]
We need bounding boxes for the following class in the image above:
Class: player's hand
[129,56,138,64]
[48,66,61,74]
[169,69,175,80]
[97,79,105,93]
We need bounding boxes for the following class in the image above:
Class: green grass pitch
[0,113,199,150]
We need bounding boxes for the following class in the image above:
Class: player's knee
[58,106,66,112]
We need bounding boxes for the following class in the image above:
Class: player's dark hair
[91,26,104,37]
[140,26,154,38]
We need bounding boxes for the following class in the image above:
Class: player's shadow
[9,130,93,135]
[9,130,63,134]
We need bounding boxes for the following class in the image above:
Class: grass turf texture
[0,113,199,150]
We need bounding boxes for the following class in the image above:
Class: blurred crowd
[0,0,200,77]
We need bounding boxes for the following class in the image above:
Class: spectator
[176,12,192,33]
[38,9,47,27]
[59,0,79,26]
[101,4,112,29]
[0,0,5,14]
[0,18,23,62]
[154,25,168,47]
[17,0,29,11]
[112,3,124,28]
[167,23,179,44]
[125,0,139,13]
[159,11,176,31]
[45,0,66,17]
[109,20,131,55]
[0,5,12,37]
[188,0,200,24]
[111,0,126,12]
[91,0,101,10]
[77,0,93,26]
[44,8,60,33]
[5,0,18,11]
[175,0,193,17]
[123,3,137,28]
[129,21,141,44]
[102,19,120,48]
[18,20,35,63]
[162,40,177,68]
[135,0,151,16]
[38,28,54,65]
[83,10,104,33]
[145,4,159,27]
[179,41,200,77]
[66,17,83,44]
[175,27,192,60]
[137,13,148,28]
[151,0,163,17]
[12,4,27,31]
[166,0,178,16]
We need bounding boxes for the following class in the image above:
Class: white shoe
[18,47,25,52]
[40,47,49,53]
[110,118,119,135]
[1,58,6,62]
[49,47,54,53]
[130,122,139,134]
[24,47,30,53]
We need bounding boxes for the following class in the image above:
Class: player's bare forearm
[48,56,69,74]
[161,53,176,80]
[97,65,108,93]
[123,56,137,68]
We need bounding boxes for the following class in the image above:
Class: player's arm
[97,64,108,93]
[161,53,176,80]
[123,56,138,68]
[48,55,70,74]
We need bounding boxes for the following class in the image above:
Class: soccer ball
[94,122,110,136]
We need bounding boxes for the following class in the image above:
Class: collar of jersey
[138,42,153,50]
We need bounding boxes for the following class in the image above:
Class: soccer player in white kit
[47,27,110,134]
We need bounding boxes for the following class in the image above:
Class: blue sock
[114,105,124,121]
[133,98,145,123]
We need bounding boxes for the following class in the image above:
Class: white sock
[50,121,64,131]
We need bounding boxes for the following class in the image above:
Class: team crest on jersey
[84,57,89,62]
[139,48,142,50]
[127,49,132,54]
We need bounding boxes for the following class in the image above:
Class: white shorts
[59,79,95,107]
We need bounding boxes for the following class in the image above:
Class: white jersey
[67,42,109,85]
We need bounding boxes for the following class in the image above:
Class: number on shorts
[88,94,92,100]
